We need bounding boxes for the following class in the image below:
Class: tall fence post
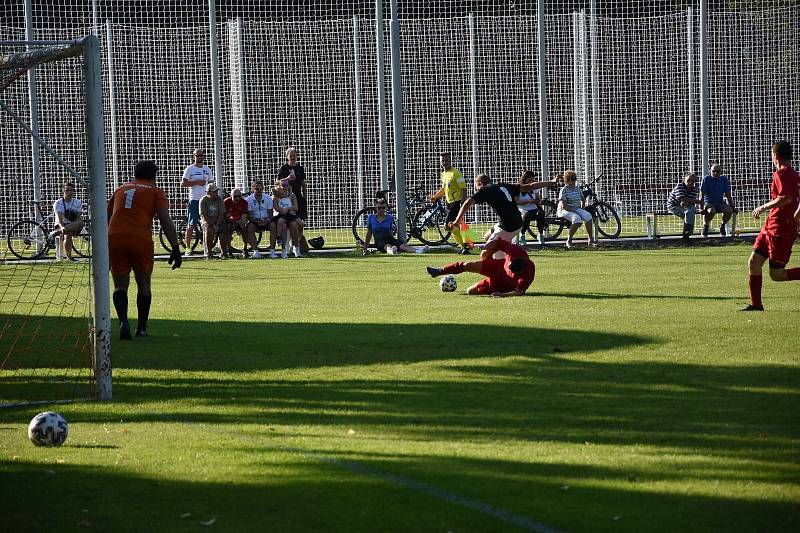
[572,12,580,175]
[24,0,41,222]
[389,0,406,240]
[353,15,365,210]
[229,18,248,190]
[208,0,224,192]
[469,13,479,177]
[590,0,601,185]
[105,19,119,190]
[699,0,709,175]
[375,0,389,191]
[687,7,695,173]
[580,11,590,182]
[537,0,549,182]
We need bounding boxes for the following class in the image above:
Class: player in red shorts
[107,160,182,339]
[426,239,535,297]
[743,140,800,311]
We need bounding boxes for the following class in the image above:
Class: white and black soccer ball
[439,274,457,292]
[28,411,68,447]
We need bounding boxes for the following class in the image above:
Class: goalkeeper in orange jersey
[743,141,800,311]
[428,152,470,254]
[107,160,182,339]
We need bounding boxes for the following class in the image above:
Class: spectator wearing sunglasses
[362,199,429,255]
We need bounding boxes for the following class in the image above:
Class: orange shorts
[108,235,154,275]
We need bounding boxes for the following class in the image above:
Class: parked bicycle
[526,176,621,241]
[351,185,451,247]
[7,202,91,260]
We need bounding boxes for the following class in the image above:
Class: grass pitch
[1,242,799,532]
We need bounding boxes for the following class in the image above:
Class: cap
[206,183,219,192]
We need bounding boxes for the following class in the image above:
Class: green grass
[1,243,799,532]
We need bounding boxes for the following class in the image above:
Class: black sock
[112,290,128,323]
[136,294,152,332]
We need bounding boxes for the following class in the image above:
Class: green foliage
[1,244,798,532]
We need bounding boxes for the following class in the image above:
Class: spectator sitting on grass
[363,198,429,255]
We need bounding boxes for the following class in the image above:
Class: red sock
[441,262,466,275]
[785,268,800,281]
[748,274,762,307]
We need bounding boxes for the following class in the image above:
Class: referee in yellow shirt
[428,152,470,254]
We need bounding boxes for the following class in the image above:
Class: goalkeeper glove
[168,247,183,270]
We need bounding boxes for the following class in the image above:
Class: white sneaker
[293,245,301,258]
[252,250,262,259]
[388,245,398,255]
[415,245,429,254]
[281,248,289,259]
[270,250,277,259]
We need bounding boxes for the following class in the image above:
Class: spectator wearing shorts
[557,170,596,248]
[516,170,547,246]
[699,163,736,237]
[245,181,276,259]
[363,198,428,255]
[272,179,303,258]
[667,172,701,240]
[199,183,228,259]
[181,148,215,256]
[743,141,800,311]
[107,160,181,340]
[428,152,469,253]
[426,239,535,297]
[50,182,85,262]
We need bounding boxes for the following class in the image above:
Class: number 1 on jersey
[124,188,136,209]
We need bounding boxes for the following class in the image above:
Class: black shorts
[446,200,462,224]
[276,213,299,224]
[375,236,402,251]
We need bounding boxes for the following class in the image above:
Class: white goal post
[0,35,111,402]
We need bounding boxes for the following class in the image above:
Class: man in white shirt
[50,182,84,262]
[245,181,277,258]
[181,148,215,255]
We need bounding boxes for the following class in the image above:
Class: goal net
[0,35,111,407]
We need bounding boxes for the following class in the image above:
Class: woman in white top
[515,170,547,246]
[556,170,596,248]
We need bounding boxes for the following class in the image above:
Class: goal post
[0,35,111,404]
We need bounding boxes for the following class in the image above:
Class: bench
[645,210,737,239]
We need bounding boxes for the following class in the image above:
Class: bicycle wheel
[592,201,622,239]
[189,223,205,254]
[351,206,376,246]
[540,199,565,241]
[412,205,450,246]
[159,219,199,254]
[70,227,91,258]
[7,220,49,260]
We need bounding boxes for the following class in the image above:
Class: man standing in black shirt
[450,173,555,258]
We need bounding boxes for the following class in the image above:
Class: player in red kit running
[426,239,535,297]
[743,140,800,311]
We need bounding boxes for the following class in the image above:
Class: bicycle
[7,202,91,260]
[528,176,621,241]
[351,186,451,247]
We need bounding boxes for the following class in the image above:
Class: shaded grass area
[0,243,799,532]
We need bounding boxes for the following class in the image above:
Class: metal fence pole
[354,15,365,210]
[208,0,224,192]
[537,0,549,182]
[375,0,389,191]
[469,13,479,178]
[389,0,406,241]
[24,0,42,222]
[105,20,119,189]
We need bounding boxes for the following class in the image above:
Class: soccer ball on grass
[28,411,68,447]
[439,275,457,292]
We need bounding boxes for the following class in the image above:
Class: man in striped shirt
[667,172,701,240]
